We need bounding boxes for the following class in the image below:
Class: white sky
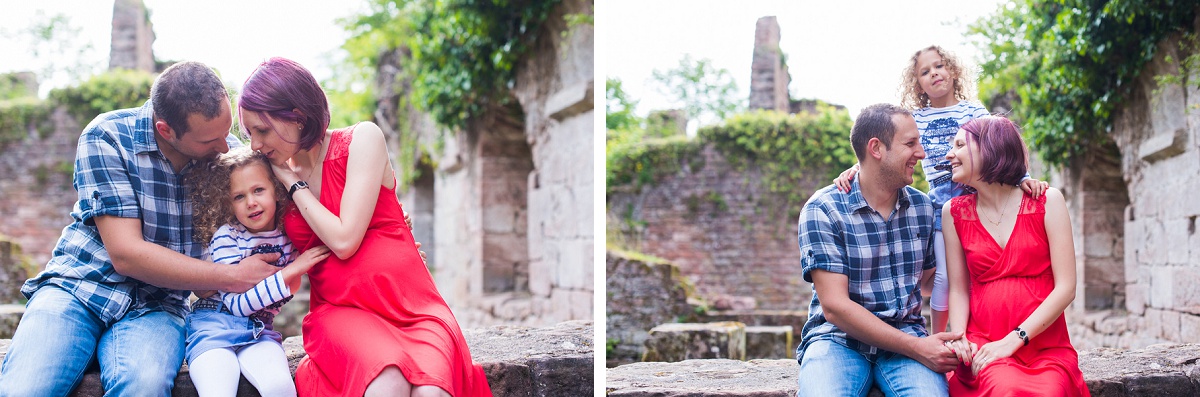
[599,0,1007,122]
[0,0,365,96]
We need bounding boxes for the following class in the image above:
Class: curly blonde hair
[186,147,290,245]
[900,45,971,110]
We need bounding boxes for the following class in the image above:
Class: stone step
[0,320,593,396]
[643,322,746,362]
[744,325,792,360]
[607,343,1200,396]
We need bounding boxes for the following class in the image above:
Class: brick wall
[608,144,831,311]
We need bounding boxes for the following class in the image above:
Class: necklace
[979,189,1018,227]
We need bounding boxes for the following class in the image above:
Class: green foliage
[0,73,37,101]
[605,135,702,192]
[606,77,641,132]
[699,106,856,205]
[970,0,1197,167]
[330,0,563,188]
[0,97,52,145]
[407,0,560,130]
[1154,31,1200,99]
[650,54,741,128]
[48,69,154,125]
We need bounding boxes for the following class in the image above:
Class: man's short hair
[150,61,228,136]
[960,115,1028,186]
[850,103,911,161]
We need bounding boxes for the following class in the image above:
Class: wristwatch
[1013,327,1029,346]
[288,180,309,200]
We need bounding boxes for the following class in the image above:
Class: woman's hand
[1020,178,1049,198]
[271,162,300,187]
[834,164,860,192]
[945,337,977,366]
[971,333,1023,375]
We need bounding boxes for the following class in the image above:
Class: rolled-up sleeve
[75,127,140,225]
[799,202,845,283]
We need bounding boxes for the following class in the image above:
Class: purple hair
[961,116,1028,186]
[238,57,330,150]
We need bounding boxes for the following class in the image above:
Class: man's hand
[224,252,282,293]
[911,331,962,373]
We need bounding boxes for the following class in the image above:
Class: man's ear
[154,120,176,141]
[866,137,886,160]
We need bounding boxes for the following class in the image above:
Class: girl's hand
[291,245,331,272]
[1020,178,1049,198]
[971,333,1022,375]
[834,163,860,192]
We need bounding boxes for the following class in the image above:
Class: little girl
[834,45,1048,334]
[184,147,330,397]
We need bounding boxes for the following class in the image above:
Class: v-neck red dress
[946,193,1089,397]
[283,126,492,397]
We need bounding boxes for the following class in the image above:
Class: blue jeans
[797,339,947,397]
[0,286,186,396]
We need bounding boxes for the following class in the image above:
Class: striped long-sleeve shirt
[198,223,296,317]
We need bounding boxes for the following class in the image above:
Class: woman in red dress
[941,116,1089,396]
[237,57,493,397]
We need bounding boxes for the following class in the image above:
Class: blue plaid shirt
[21,101,242,326]
[795,177,936,363]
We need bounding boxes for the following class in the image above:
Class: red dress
[283,126,492,396]
[946,193,1089,397]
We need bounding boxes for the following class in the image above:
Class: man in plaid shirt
[795,103,960,396]
[0,62,282,396]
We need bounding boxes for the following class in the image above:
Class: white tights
[189,341,296,397]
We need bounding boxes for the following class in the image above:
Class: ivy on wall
[49,69,154,125]
[606,103,857,207]
[0,97,52,145]
[971,0,1197,167]
[699,104,856,205]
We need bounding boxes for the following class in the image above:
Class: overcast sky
[0,0,364,96]
[599,0,1007,122]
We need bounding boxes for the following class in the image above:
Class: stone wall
[0,106,81,267]
[607,343,1200,397]
[605,250,700,366]
[403,0,594,328]
[607,144,829,311]
[1066,22,1200,350]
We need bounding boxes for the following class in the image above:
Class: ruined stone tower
[108,0,156,72]
[749,16,789,111]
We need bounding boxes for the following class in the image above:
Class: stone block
[553,239,589,290]
[1161,310,1181,341]
[1165,218,1190,265]
[1126,282,1147,315]
[1180,314,1200,343]
[643,322,746,362]
[0,304,23,339]
[0,321,594,397]
[545,80,594,121]
[609,344,1200,396]
[745,326,793,360]
[1149,267,1176,308]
